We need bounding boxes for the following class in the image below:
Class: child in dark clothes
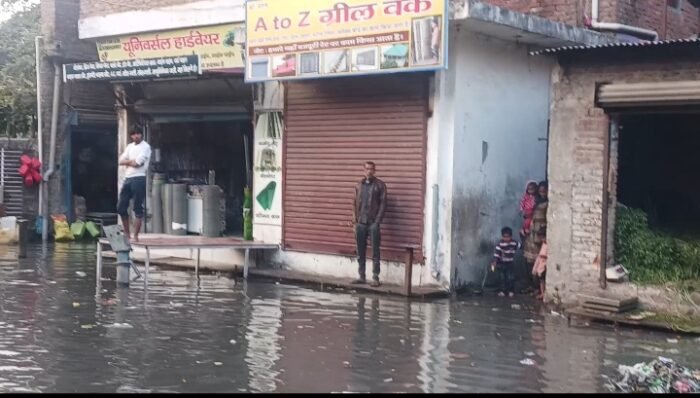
[490,227,522,298]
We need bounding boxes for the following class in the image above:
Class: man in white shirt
[117,128,152,241]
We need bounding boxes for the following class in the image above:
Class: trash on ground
[606,265,630,282]
[628,311,656,321]
[75,271,87,277]
[667,338,679,344]
[511,304,521,310]
[524,352,535,357]
[383,378,393,383]
[343,361,352,368]
[72,302,80,308]
[604,356,700,393]
[229,339,237,345]
[520,359,536,366]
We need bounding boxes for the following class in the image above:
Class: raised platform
[96,233,279,287]
[247,268,448,300]
[566,307,700,335]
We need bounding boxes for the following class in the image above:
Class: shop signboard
[63,55,201,82]
[245,0,447,82]
[95,23,246,73]
[253,112,283,226]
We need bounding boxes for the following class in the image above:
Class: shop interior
[147,119,251,236]
[617,113,700,238]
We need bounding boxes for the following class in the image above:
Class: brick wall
[547,51,700,307]
[40,0,113,220]
[79,0,195,19]
[485,0,700,39]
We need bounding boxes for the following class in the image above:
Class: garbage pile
[604,357,700,393]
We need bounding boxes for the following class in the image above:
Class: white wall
[422,25,460,290]
[79,0,246,39]
[448,30,553,287]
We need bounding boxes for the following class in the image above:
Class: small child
[519,181,538,238]
[491,227,521,298]
[532,228,548,301]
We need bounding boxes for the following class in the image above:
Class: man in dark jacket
[352,161,387,287]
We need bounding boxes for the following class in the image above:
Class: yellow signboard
[245,0,447,81]
[96,23,246,73]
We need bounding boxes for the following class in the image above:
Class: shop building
[536,39,700,315]
[49,0,609,291]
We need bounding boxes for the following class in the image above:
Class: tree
[0,2,39,137]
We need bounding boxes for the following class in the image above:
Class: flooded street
[0,244,697,393]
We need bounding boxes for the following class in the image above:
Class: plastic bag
[52,215,74,242]
[70,221,86,239]
[85,221,100,238]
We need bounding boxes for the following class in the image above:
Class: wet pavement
[0,243,698,393]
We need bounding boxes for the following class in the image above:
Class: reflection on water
[0,243,697,393]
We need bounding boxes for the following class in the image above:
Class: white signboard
[253,112,283,226]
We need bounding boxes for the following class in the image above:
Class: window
[667,0,682,10]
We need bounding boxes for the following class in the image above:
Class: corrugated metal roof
[530,37,700,56]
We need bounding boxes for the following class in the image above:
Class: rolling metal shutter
[597,80,700,108]
[283,74,428,262]
[1,149,26,217]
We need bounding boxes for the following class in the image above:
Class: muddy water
[0,243,697,393]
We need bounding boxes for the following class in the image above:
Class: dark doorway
[617,113,700,237]
[71,128,119,214]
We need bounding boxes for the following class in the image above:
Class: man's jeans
[356,223,381,280]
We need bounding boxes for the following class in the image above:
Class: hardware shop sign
[63,55,201,82]
[245,0,448,82]
[95,23,246,73]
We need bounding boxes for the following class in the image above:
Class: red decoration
[18,155,42,187]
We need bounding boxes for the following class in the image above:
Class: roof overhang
[451,0,615,49]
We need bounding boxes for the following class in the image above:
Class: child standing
[491,227,521,298]
[532,228,548,301]
[519,181,538,238]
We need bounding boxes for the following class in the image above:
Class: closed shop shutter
[284,74,428,262]
[597,80,700,109]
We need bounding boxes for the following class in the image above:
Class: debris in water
[551,311,561,317]
[383,378,393,383]
[399,339,405,345]
[525,319,537,324]
[491,308,500,312]
[214,362,223,366]
[520,359,536,366]
[667,338,679,344]
[524,352,535,357]
[451,353,470,360]
[275,282,280,285]
[81,324,96,329]
[102,299,118,306]
[104,323,133,329]
[511,304,521,310]
[343,361,352,368]
[72,302,80,308]
[229,339,237,345]
[75,271,87,277]
[604,356,700,393]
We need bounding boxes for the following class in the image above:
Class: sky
[0,0,39,23]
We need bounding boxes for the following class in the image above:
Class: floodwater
[0,244,698,393]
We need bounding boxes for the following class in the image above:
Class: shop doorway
[149,119,252,235]
[617,113,700,238]
[72,128,119,214]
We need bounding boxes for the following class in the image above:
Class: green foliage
[615,205,700,287]
[0,3,39,137]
